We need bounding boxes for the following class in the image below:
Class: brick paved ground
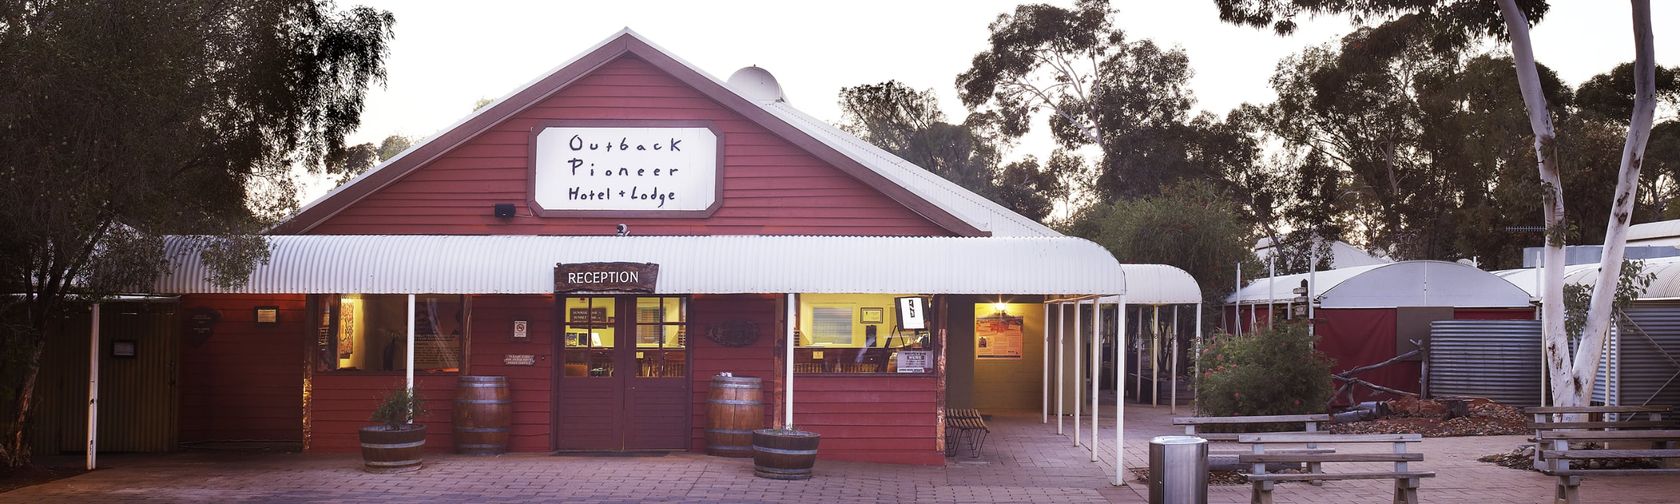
[8,402,1679,503]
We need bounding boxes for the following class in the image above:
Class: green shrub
[369,387,427,430]
[1197,322,1333,418]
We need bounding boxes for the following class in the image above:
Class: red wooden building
[63,30,1193,466]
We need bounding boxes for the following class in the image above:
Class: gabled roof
[272,29,1054,237]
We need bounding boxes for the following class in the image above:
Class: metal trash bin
[1148,435,1208,504]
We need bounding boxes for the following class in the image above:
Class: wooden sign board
[555,262,658,293]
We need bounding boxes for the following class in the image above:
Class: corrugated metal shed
[1427,320,1542,406]
[156,235,1131,295]
[1227,261,1530,309]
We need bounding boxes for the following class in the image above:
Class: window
[562,296,617,377]
[794,293,937,375]
[319,294,464,373]
[634,296,686,378]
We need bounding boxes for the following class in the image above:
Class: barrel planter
[359,424,427,473]
[705,375,764,457]
[751,429,820,480]
[453,375,512,455]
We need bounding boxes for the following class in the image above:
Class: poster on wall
[976,314,1024,359]
[336,300,355,359]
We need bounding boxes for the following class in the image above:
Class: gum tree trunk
[1572,0,1658,400]
[1496,0,1574,407]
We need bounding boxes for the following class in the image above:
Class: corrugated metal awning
[156,235,1136,296]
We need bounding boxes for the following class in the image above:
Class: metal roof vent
[727,66,786,104]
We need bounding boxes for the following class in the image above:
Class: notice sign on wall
[976,314,1024,359]
[532,124,720,214]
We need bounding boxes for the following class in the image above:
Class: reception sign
[531,122,721,216]
[555,262,659,293]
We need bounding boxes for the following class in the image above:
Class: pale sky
[309,0,1680,205]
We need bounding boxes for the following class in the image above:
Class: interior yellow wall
[797,293,908,347]
[972,302,1046,411]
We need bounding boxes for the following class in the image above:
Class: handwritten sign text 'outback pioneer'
[554,262,659,293]
[532,125,719,214]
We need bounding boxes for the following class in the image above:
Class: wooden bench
[945,408,989,458]
[1173,414,1333,473]
[1525,405,1679,504]
[1238,433,1434,504]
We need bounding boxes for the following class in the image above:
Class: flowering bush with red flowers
[1196,322,1333,420]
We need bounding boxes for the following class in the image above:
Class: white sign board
[896,296,927,330]
[532,125,718,213]
[896,350,931,373]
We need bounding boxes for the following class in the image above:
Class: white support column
[1235,261,1242,338]
[1134,306,1143,400]
[1043,301,1050,424]
[406,294,416,414]
[786,293,797,429]
[1194,302,1204,413]
[1073,300,1082,447]
[1114,295,1127,486]
[1089,299,1099,460]
[1308,249,1317,338]
[1056,302,1065,435]
[87,303,100,471]
[1171,306,1180,414]
[1268,255,1276,330]
[1152,305,1161,407]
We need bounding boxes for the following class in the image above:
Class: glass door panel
[633,296,686,378]
[563,296,617,377]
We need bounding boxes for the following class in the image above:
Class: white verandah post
[1043,300,1051,424]
[786,293,797,429]
[1194,302,1203,413]
[1057,302,1065,435]
[1171,306,1180,414]
[1074,299,1082,447]
[1089,298,1100,460]
[405,294,415,424]
[1114,295,1127,486]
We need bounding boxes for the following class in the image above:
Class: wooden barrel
[359,425,426,473]
[705,375,764,457]
[453,375,512,455]
[752,429,820,480]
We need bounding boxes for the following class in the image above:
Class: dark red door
[555,296,689,451]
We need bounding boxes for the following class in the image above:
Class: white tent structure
[1042,264,1200,486]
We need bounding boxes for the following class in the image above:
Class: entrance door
[554,296,690,451]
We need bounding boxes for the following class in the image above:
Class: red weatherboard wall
[464,295,555,452]
[687,294,779,452]
[794,376,942,465]
[310,374,456,452]
[178,294,307,443]
[308,55,950,237]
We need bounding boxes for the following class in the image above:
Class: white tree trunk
[1572,0,1659,400]
[1497,0,1574,406]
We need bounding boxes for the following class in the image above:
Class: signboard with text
[531,122,721,216]
[555,262,659,293]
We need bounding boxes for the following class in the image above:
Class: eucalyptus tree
[0,0,395,465]
[957,0,1201,201]
[1216,0,1661,410]
[838,81,1066,222]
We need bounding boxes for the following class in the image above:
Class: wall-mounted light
[493,203,516,219]
[991,302,1009,314]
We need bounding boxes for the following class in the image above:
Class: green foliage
[370,387,427,430]
[1064,180,1256,305]
[1197,323,1334,417]
[957,0,1210,200]
[0,0,395,466]
[1563,259,1656,338]
[837,80,1066,221]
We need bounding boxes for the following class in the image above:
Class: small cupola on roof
[727,66,786,104]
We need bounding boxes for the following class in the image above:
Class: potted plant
[752,428,821,480]
[359,387,428,473]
